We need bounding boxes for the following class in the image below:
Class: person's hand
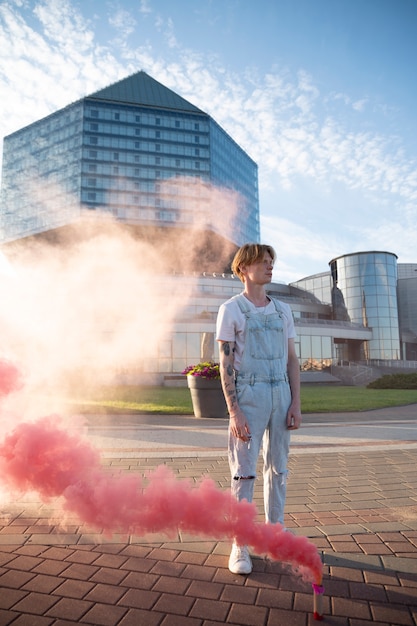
[229,410,251,442]
[286,404,302,430]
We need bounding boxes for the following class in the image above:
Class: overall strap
[236,294,252,316]
[270,296,284,314]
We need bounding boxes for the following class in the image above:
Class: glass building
[293,251,404,365]
[0,71,259,246]
[397,263,417,360]
[329,252,400,361]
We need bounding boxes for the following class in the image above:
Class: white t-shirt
[216,293,296,371]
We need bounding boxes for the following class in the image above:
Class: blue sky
[1,0,416,282]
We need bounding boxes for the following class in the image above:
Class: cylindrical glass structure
[329,251,400,360]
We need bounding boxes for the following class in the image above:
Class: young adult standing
[216,243,302,575]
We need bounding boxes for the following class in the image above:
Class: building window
[135,115,140,122]
[156,157,161,164]
[194,123,199,130]
[195,148,200,156]
[89,150,97,158]
[87,192,96,201]
[113,152,119,160]
[90,123,98,131]
[195,161,200,169]
[134,168,140,176]
[87,178,96,186]
[155,144,161,152]
[156,171,161,178]
[156,118,161,125]
[90,110,99,118]
[194,136,200,143]
[88,164,97,172]
[175,120,180,128]
[135,142,140,149]
[89,137,98,145]
[114,113,120,120]
[135,128,140,135]
[176,159,180,167]
[156,130,161,138]
[113,166,119,174]
[134,155,140,162]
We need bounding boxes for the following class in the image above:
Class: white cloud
[261,214,347,283]
[352,98,368,112]
[139,0,152,14]
[108,7,137,40]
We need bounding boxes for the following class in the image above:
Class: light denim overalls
[229,295,292,525]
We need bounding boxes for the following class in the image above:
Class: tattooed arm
[218,340,251,441]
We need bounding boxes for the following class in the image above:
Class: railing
[330,360,378,386]
[294,318,371,330]
[366,359,417,370]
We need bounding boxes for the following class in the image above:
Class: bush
[367,373,417,389]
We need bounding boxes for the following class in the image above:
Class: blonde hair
[232,243,276,282]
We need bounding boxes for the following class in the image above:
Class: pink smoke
[0,358,23,397]
[0,360,323,584]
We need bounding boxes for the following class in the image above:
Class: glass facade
[0,71,259,245]
[295,333,333,372]
[290,272,332,306]
[329,252,400,360]
[209,120,259,244]
[0,102,84,240]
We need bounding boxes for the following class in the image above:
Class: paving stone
[332,597,372,619]
[78,603,129,626]
[12,591,60,615]
[152,592,195,616]
[228,603,268,625]
[0,588,28,610]
[153,574,190,594]
[186,579,223,600]
[21,573,63,594]
[267,607,308,625]
[118,587,160,610]
[32,558,71,576]
[52,579,96,600]
[117,608,164,626]
[371,603,414,625]
[189,597,231,621]
[6,615,55,625]
[0,608,20,626]
[0,569,35,588]
[0,535,27,545]
[380,555,417,574]
[1,427,417,624]
[256,587,293,609]
[84,582,127,604]
[89,566,129,585]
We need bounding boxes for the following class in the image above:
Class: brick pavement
[1,444,417,624]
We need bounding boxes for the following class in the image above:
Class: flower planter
[187,375,228,418]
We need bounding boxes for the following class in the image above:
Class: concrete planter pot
[187,375,228,418]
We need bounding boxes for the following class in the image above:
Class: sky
[1,0,417,283]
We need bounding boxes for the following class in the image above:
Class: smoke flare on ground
[0,359,323,584]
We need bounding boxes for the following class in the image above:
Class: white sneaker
[228,543,252,575]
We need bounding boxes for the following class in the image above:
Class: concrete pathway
[1,405,417,625]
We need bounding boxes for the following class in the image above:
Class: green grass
[65,384,417,415]
[67,386,194,414]
[300,385,417,412]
